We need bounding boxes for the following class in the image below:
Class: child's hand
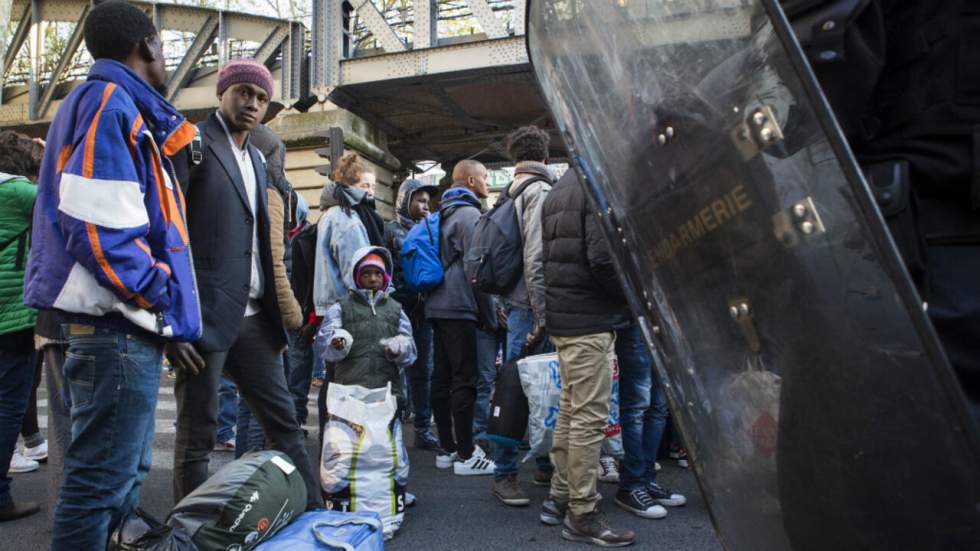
[331,336,347,350]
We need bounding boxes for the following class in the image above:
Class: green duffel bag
[167,451,307,551]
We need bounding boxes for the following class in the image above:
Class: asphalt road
[4,372,723,550]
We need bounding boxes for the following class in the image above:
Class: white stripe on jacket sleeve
[58,172,148,229]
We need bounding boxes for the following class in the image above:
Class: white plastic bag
[320,382,409,540]
[518,354,622,461]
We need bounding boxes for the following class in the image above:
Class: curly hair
[332,151,371,186]
[84,1,158,62]
[0,130,44,180]
[506,125,550,163]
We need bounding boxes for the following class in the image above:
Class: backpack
[289,223,318,316]
[464,177,545,295]
[399,211,446,293]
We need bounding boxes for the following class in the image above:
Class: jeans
[495,305,554,479]
[616,324,668,490]
[430,319,478,459]
[549,332,615,516]
[174,315,321,509]
[407,319,434,431]
[217,376,237,443]
[51,326,163,551]
[235,401,267,458]
[287,329,315,426]
[0,330,34,508]
[473,328,500,443]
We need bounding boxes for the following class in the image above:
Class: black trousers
[430,319,478,459]
[173,315,321,508]
[926,243,980,428]
[42,342,70,524]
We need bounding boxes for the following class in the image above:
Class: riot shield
[526,1,980,550]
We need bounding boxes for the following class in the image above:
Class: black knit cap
[84,1,158,62]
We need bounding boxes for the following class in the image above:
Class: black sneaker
[414,429,441,450]
[646,481,687,507]
[669,444,689,468]
[540,495,568,526]
[614,487,667,519]
[562,508,636,547]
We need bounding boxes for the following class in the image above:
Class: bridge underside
[331,63,559,168]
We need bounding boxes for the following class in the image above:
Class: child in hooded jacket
[314,246,417,400]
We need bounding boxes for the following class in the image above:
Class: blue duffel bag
[252,510,384,551]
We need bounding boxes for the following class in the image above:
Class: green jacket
[0,173,37,336]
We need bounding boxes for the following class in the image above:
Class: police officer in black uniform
[787,0,980,426]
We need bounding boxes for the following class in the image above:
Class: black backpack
[289,223,318,317]
[464,177,546,295]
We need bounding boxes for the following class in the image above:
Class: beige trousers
[548,331,615,515]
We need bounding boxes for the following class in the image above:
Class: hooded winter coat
[0,173,36,336]
[383,179,438,314]
[424,186,494,324]
[314,246,416,398]
[313,181,371,315]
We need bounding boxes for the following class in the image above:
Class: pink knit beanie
[217,59,275,98]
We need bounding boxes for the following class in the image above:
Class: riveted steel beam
[311,0,343,99]
[465,0,507,39]
[413,0,436,49]
[512,0,526,35]
[253,23,289,66]
[280,21,305,105]
[35,1,88,118]
[166,14,219,103]
[351,0,407,53]
[2,2,30,80]
[340,36,527,86]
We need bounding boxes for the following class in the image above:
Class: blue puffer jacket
[23,59,202,341]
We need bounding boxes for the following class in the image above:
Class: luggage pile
[109,450,387,550]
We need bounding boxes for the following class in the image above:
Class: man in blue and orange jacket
[22,3,201,549]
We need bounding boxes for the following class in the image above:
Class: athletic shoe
[614,487,667,519]
[493,475,530,506]
[646,482,686,507]
[562,508,636,547]
[0,501,40,522]
[435,451,457,469]
[669,444,689,468]
[540,495,568,526]
[532,468,553,487]
[214,439,235,452]
[598,456,619,483]
[8,452,38,474]
[22,441,47,463]
[414,429,441,451]
[405,492,417,508]
[655,461,661,472]
[453,452,495,476]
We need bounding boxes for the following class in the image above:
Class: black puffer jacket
[541,170,632,336]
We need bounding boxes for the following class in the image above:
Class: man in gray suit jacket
[166,59,320,508]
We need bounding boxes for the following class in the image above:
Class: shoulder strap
[507,175,549,202]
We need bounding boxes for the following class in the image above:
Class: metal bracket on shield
[732,105,784,160]
[772,196,827,248]
[728,298,761,353]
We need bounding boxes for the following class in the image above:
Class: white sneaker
[598,455,619,483]
[9,452,39,474]
[453,452,495,476]
[435,452,457,469]
[23,441,47,462]
[655,461,662,472]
